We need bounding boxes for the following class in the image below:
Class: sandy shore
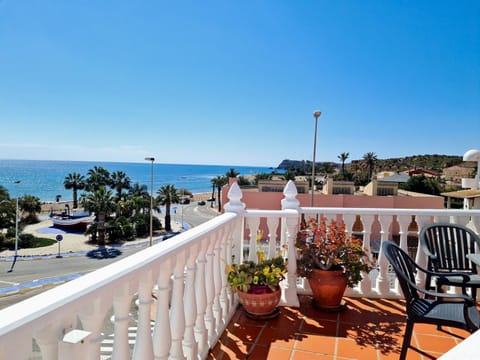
[1,193,213,258]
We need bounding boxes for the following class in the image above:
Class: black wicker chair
[382,240,479,360]
[420,223,480,300]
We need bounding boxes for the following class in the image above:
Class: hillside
[277,154,464,173]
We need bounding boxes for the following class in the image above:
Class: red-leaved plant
[295,217,372,287]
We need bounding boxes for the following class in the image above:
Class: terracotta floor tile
[257,326,297,348]
[414,332,459,353]
[294,333,337,354]
[227,323,264,344]
[336,337,379,359]
[209,337,253,359]
[210,296,472,359]
[248,344,293,359]
[301,317,337,335]
[291,350,336,359]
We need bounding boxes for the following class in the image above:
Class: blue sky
[0,1,479,167]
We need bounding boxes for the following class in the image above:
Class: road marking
[0,280,19,286]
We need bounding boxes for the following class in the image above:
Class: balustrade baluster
[204,238,217,345]
[112,283,133,360]
[184,246,199,360]
[133,270,154,360]
[266,217,278,258]
[78,297,108,360]
[153,259,172,360]
[170,252,186,359]
[377,215,393,294]
[194,238,209,357]
[360,215,376,294]
[35,322,68,360]
[246,217,260,261]
[397,215,412,294]
[212,231,224,334]
[415,215,432,286]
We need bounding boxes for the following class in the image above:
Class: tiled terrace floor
[209,295,471,360]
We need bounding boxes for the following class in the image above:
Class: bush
[0,233,6,249]
[19,233,35,248]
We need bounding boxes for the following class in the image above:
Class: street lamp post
[181,188,184,230]
[311,110,321,207]
[145,157,155,246]
[8,180,21,273]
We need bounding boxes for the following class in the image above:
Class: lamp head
[145,157,155,162]
[313,110,321,119]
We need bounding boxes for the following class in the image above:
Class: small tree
[157,184,179,232]
[400,175,441,195]
[64,172,85,209]
[83,186,116,246]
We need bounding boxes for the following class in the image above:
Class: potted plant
[295,217,372,311]
[226,248,287,318]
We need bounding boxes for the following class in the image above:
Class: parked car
[181,198,190,204]
[198,200,206,206]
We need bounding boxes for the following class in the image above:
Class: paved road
[0,202,218,310]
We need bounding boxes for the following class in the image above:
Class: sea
[0,159,273,202]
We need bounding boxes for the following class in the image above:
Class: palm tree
[225,168,239,178]
[128,182,150,212]
[318,162,335,174]
[362,152,378,180]
[210,178,216,202]
[110,171,131,201]
[212,175,228,212]
[64,172,85,209]
[254,172,272,185]
[338,152,349,178]
[284,169,296,181]
[85,166,111,192]
[83,186,116,246]
[157,184,179,232]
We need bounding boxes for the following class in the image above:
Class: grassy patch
[30,237,57,248]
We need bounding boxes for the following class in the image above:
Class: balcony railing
[0,181,479,359]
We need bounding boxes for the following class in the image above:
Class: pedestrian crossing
[100,322,155,359]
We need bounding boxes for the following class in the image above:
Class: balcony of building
[0,181,479,359]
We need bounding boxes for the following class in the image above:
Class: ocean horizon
[0,159,273,202]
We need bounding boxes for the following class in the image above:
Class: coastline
[0,160,269,203]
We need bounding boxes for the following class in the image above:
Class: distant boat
[50,205,94,231]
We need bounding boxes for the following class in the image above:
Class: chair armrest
[416,262,471,284]
[408,279,476,306]
[437,273,472,285]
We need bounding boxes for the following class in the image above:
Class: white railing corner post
[281,181,301,307]
[281,180,300,210]
[224,182,246,214]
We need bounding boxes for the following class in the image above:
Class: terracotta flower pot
[308,268,348,312]
[237,286,281,316]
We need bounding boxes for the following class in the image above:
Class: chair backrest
[420,223,480,274]
[382,241,420,304]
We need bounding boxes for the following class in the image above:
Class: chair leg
[400,321,414,360]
